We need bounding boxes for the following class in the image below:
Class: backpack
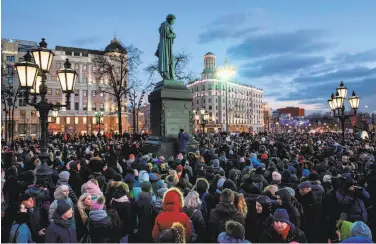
[201,192,208,219]
[189,209,198,242]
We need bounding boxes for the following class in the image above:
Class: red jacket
[152,188,192,241]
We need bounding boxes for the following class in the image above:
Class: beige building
[1,37,128,139]
[187,52,265,133]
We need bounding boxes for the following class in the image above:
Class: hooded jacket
[133,170,149,201]
[45,205,77,243]
[342,221,373,243]
[48,185,75,224]
[276,188,301,228]
[208,202,246,242]
[152,187,192,241]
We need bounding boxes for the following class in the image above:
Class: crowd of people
[1,130,376,243]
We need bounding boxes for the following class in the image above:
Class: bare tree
[144,51,195,83]
[92,45,142,134]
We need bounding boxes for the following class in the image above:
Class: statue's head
[166,14,176,25]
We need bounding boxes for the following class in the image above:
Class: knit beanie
[274,208,291,225]
[272,172,282,181]
[223,179,237,192]
[124,173,135,183]
[225,220,245,240]
[91,196,105,210]
[141,181,152,192]
[55,199,72,216]
[59,171,70,182]
[302,169,310,178]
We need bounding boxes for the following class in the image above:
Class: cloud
[198,9,263,44]
[331,49,376,63]
[71,36,102,46]
[294,66,376,84]
[198,26,260,43]
[227,29,334,59]
[241,55,325,77]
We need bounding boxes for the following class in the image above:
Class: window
[92,117,96,124]
[7,77,13,84]
[92,65,96,71]
[74,89,79,96]
[56,62,61,69]
[66,117,71,124]
[7,66,13,74]
[100,92,104,97]
[83,77,87,83]
[75,102,79,110]
[92,91,96,96]
[209,106,212,110]
[6,56,15,62]
[19,57,24,62]
[92,103,96,111]
[83,65,87,71]
[83,103,87,110]
[100,103,104,111]
[20,110,26,119]
[18,47,26,52]
[75,117,79,124]
[83,117,87,124]
[83,90,87,97]
[47,89,52,95]
[56,117,60,124]
[75,64,79,70]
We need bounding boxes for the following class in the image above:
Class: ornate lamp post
[95,111,104,133]
[328,81,360,144]
[216,59,236,132]
[14,38,77,168]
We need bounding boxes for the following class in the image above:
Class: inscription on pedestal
[165,109,189,137]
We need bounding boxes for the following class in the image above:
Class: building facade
[1,37,128,139]
[262,102,273,132]
[128,104,150,134]
[187,52,265,133]
[277,107,305,118]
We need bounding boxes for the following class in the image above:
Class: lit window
[100,92,103,97]
[75,64,79,70]
[66,117,71,124]
[92,66,96,71]
[92,117,96,124]
[100,103,104,111]
[83,117,87,124]
[83,90,87,97]
[75,117,78,124]
[83,65,87,71]
[92,91,96,96]
[56,117,60,124]
[47,89,52,95]
[56,89,61,96]
[92,103,96,111]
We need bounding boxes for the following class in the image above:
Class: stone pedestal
[144,80,198,158]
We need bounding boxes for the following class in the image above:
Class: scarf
[274,223,291,240]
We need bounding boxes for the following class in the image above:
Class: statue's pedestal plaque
[144,80,198,158]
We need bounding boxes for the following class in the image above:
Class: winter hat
[59,171,70,182]
[124,172,135,183]
[229,150,234,155]
[223,179,237,192]
[308,172,320,181]
[350,221,372,239]
[138,170,149,182]
[195,178,209,192]
[157,188,168,198]
[274,208,290,225]
[69,160,79,171]
[91,196,105,210]
[288,166,297,174]
[213,159,220,168]
[141,181,152,192]
[159,156,165,162]
[55,199,72,216]
[225,220,245,240]
[323,174,332,183]
[217,177,226,189]
[151,167,160,174]
[302,169,310,178]
[149,173,159,181]
[338,220,352,241]
[54,185,69,199]
[272,172,282,181]
[298,181,311,189]
[281,170,291,182]
[113,183,129,199]
[158,222,186,243]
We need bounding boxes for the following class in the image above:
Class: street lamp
[201,112,209,133]
[328,81,360,144]
[95,111,104,133]
[216,59,236,132]
[14,38,77,173]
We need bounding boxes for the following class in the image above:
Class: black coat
[136,192,155,242]
[68,169,84,198]
[112,198,133,237]
[183,207,206,242]
[260,224,307,243]
[208,202,245,242]
[247,212,273,243]
[296,190,321,242]
[88,210,112,243]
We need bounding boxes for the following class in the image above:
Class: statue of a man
[155,14,176,80]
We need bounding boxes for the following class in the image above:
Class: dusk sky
[2,0,376,113]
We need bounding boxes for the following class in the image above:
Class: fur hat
[323,174,332,183]
[194,178,209,192]
[272,172,281,181]
[158,222,186,243]
[225,220,245,240]
[91,196,105,210]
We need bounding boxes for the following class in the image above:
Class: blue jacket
[342,236,373,243]
[45,219,77,243]
[342,221,373,243]
[336,189,370,222]
[218,232,250,243]
[178,132,189,151]
[9,223,32,243]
